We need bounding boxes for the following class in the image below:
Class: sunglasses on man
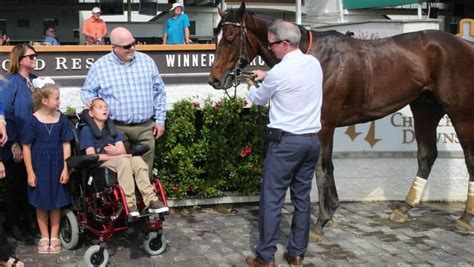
[113,41,136,50]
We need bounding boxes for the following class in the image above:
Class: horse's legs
[314,126,339,237]
[389,99,444,222]
[448,117,474,232]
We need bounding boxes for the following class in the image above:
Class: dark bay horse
[209,3,474,235]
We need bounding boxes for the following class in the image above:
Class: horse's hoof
[389,209,408,223]
[309,230,326,242]
[325,218,336,228]
[452,219,474,233]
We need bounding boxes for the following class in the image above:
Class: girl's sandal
[4,256,25,267]
[49,237,61,253]
[37,237,49,254]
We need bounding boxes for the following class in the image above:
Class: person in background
[81,27,166,177]
[22,79,74,254]
[244,19,323,267]
[163,2,191,45]
[82,7,107,45]
[43,27,60,46]
[0,31,10,46]
[0,75,24,267]
[1,43,37,242]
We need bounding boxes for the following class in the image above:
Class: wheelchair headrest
[81,109,119,139]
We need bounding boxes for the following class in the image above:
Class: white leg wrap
[467,182,474,215]
[406,176,427,207]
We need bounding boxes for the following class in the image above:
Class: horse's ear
[217,7,225,18]
[236,1,246,22]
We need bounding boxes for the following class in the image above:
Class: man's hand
[186,38,193,44]
[153,124,165,140]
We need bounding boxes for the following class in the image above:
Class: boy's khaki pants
[101,156,158,209]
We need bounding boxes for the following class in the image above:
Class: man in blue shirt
[163,3,191,45]
[81,27,166,177]
[43,27,60,46]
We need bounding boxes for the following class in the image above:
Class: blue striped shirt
[81,51,166,125]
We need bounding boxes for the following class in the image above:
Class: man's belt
[282,131,318,137]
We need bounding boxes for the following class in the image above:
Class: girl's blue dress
[21,113,75,210]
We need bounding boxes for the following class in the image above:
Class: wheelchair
[59,111,169,267]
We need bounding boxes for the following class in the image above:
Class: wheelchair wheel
[143,231,167,255]
[60,209,80,250]
[84,245,109,267]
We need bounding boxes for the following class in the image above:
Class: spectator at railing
[82,7,107,45]
[163,3,191,45]
[43,27,60,46]
[0,31,10,46]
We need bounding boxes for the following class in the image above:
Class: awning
[344,0,425,10]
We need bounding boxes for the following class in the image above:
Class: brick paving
[9,201,474,266]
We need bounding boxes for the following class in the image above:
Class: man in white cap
[162,3,191,45]
[82,7,108,45]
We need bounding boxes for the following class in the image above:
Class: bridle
[218,18,252,98]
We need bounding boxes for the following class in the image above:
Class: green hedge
[154,97,269,199]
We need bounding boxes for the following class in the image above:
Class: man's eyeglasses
[48,30,56,33]
[267,39,289,49]
[21,54,38,60]
[113,41,136,50]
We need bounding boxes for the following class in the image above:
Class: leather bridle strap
[306,30,313,55]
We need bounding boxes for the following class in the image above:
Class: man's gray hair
[268,19,301,47]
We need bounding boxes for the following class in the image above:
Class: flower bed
[154,97,269,199]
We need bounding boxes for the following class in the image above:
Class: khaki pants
[101,156,157,209]
[115,120,155,178]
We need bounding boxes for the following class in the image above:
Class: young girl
[21,78,74,254]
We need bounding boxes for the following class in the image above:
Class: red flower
[213,102,221,109]
[193,102,201,109]
[241,145,252,158]
[243,100,249,107]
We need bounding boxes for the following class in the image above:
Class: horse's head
[208,3,258,89]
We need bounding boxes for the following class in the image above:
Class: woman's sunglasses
[21,54,38,60]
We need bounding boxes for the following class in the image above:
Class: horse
[208,2,474,236]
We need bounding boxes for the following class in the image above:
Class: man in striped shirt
[81,27,166,177]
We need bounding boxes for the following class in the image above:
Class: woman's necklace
[44,123,54,135]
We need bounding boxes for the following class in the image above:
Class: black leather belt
[282,131,318,137]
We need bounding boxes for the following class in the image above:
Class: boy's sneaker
[148,200,169,214]
[128,207,140,218]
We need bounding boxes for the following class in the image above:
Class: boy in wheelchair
[78,98,168,218]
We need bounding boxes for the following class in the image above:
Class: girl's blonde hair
[8,43,36,74]
[32,84,59,112]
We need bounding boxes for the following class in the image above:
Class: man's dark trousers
[255,134,320,262]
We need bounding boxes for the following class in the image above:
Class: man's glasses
[113,41,136,50]
[267,39,289,49]
[48,30,56,33]
[21,54,37,60]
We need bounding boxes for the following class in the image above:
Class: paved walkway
[10,201,474,266]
